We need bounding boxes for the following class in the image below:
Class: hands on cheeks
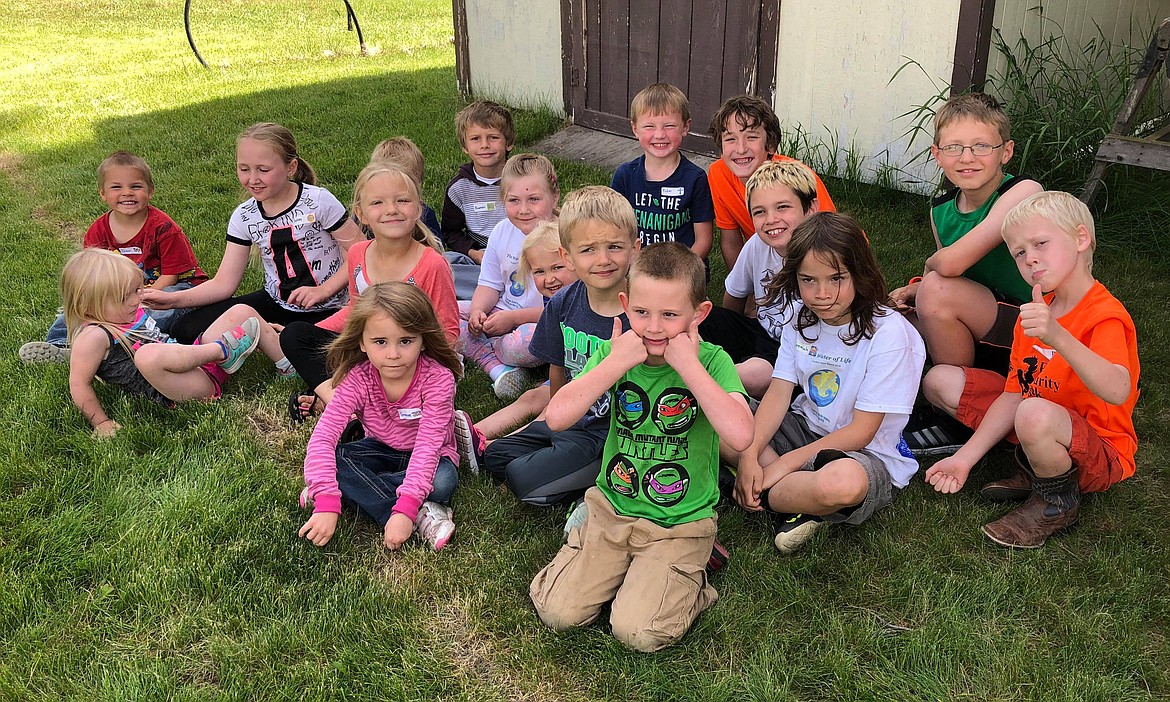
[1019,284,1059,344]
[299,511,340,547]
[662,319,702,369]
[383,513,415,549]
[607,316,647,369]
[924,456,972,494]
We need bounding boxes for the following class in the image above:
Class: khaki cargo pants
[530,487,718,652]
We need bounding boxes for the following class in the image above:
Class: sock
[275,357,294,373]
[214,339,229,361]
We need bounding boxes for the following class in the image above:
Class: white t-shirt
[772,304,926,487]
[477,219,544,313]
[724,233,787,340]
[226,182,349,312]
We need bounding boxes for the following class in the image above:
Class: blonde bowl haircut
[61,248,146,350]
[1002,190,1096,271]
[745,160,819,213]
[629,241,707,308]
[558,186,637,251]
[351,163,442,252]
[370,136,426,187]
[454,100,516,148]
[326,281,463,386]
[630,82,691,124]
[98,150,154,191]
[238,122,317,185]
[933,93,1011,143]
[517,220,563,281]
[499,153,560,205]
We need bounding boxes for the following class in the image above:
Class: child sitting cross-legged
[298,282,463,551]
[923,192,1140,548]
[531,242,753,653]
[731,213,926,554]
[65,249,270,438]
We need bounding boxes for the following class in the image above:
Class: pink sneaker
[414,501,455,550]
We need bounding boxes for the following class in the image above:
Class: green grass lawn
[1,1,1168,699]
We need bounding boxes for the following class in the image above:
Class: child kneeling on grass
[65,249,268,438]
[923,192,1139,548]
[298,282,463,551]
[732,213,926,554]
[531,242,753,652]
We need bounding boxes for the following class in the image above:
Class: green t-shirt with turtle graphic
[581,339,746,527]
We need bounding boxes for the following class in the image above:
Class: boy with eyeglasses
[893,93,1043,458]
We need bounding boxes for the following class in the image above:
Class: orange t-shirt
[1004,281,1140,479]
[707,154,836,236]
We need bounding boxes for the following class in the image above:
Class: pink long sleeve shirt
[301,355,458,522]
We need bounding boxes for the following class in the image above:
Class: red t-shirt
[84,206,207,286]
[1004,281,1140,479]
[707,154,836,237]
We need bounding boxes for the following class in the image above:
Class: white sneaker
[19,341,70,364]
[492,365,531,401]
[453,409,484,474]
[414,501,455,550]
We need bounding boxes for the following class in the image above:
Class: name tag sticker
[472,202,498,213]
[661,187,685,197]
[398,408,423,420]
[293,213,317,226]
[118,247,143,255]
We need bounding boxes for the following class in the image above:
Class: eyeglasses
[936,142,1005,157]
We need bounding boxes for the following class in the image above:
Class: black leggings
[279,321,339,390]
[170,289,335,344]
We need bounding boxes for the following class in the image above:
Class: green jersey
[931,174,1034,302]
[581,340,746,527]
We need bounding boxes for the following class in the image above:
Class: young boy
[923,192,1139,548]
[896,93,1043,456]
[530,242,752,652]
[441,100,514,264]
[20,150,206,364]
[699,160,819,397]
[482,187,637,505]
[610,83,714,262]
[706,95,835,270]
[368,137,442,235]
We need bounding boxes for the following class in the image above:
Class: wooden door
[562,0,779,153]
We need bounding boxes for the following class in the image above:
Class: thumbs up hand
[1019,284,1056,342]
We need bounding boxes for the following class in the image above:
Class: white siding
[464,0,564,113]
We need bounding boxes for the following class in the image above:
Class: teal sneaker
[216,317,261,374]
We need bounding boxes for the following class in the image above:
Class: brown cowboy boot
[980,447,1033,502]
[982,466,1080,548]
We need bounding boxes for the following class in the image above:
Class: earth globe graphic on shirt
[807,369,840,407]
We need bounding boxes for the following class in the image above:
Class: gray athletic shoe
[19,341,70,364]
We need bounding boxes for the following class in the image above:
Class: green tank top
[931,174,1033,302]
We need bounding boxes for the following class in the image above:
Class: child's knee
[923,364,964,407]
[813,459,869,508]
[133,344,165,372]
[1014,397,1066,445]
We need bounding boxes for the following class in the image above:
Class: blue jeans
[335,437,458,526]
[45,281,194,345]
[443,251,481,301]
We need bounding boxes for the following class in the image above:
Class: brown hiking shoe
[980,467,1032,502]
[982,468,1080,548]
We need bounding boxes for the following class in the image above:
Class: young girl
[298,282,463,551]
[462,153,559,400]
[731,213,926,554]
[281,162,459,422]
[454,221,578,471]
[142,123,362,371]
[65,249,272,438]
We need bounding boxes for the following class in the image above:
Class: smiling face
[632,110,689,161]
[99,165,153,218]
[563,219,637,294]
[749,184,816,255]
[720,113,771,182]
[359,311,424,386]
[236,137,296,205]
[1003,214,1088,292]
[526,246,577,298]
[461,124,509,175]
[621,275,710,364]
[503,175,557,235]
[931,117,1012,197]
[797,250,856,327]
[356,172,421,243]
